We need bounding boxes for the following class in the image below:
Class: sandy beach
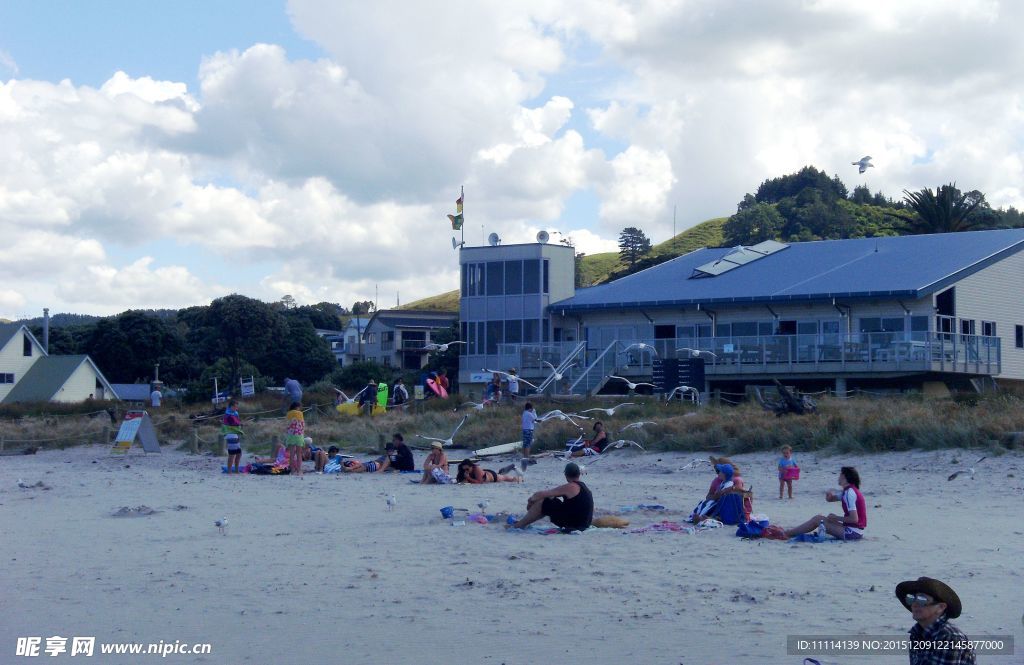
[2,444,1021,664]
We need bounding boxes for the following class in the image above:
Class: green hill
[399,217,728,312]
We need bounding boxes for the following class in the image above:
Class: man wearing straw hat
[895,577,976,664]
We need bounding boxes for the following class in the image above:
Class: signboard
[414,385,425,400]
[111,410,161,455]
[469,372,492,383]
[240,376,255,397]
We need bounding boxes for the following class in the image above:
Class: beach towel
[617,504,667,512]
[716,493,747,525]
[250,463,289,475]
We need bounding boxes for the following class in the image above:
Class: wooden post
[218,432,227,456]
[191,428,200,454]
[377,432,385,453]
[1,435,4,452]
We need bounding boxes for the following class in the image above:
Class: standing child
[778,444,799,499]
[285,402,305,477]
[222,398,244,473]
[521,402,538,458]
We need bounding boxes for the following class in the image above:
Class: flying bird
[536,410,589,427]
[852,156,874,174]
[621,342,659,358]
[604,439,646,452]
[424,341,466,353]
[676,347,718,360]
[947,456,987,481]
[580,402,637,417]
[483,368,539,389]
[621,421,655,431]
[666,385,701,403]
[457,401,488,411]
[541,360,563,381]
[681,458,711,470]
[215,517,228,535]
[608,376,657,391]
[416,415,469,448]
[561,433,587,459]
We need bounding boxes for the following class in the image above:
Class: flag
[456,193,463,214]
[448,213,464,230]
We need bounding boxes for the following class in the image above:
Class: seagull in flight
[580,402,637,417]
[483,368,539,389]
[541,360,563,381]
[586,440,646,465]
[947,455,987,481]
[666,385,701,403]
[608,376,657,391]
[621,342,659,358]
[676,347,718,360]
[416,415,469,448]
[621,421,654,432]
[424,341,466,352]
[852,156,874,174]
[536,409,590,427]
[457,401,488,411]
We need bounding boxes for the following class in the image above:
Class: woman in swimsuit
[456,460,521,483]
[420,442,451,484]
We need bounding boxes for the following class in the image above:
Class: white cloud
[55,257,223,313]
[0,50,18,76]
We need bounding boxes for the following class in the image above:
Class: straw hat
[895,577,962,619]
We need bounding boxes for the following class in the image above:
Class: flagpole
[460,185,465,245]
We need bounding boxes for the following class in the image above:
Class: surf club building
[457,228,1024,396]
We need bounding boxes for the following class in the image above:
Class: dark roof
[2,355,91,403]
[367,310,457,330]
[552,229,1024,312]
[0,323,28,351]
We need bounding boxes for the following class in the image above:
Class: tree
[352,300,376,316]
[723,203,785,245]
[618,227,652,268]
[889,183,987,234]
[278,294,297,309]
[196,295,287,388]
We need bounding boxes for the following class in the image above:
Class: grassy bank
[2,392,1022,457]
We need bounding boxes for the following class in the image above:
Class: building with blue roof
[457,228,1024,395]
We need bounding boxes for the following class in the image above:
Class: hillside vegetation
[399,216,728,312]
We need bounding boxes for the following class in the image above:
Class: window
[23,334,32,357]
[365,333,376,344]
[523,319,539,343]
[504,260,523,295]
[982,321,996,337]
[732,322,758,337]
[960,319,975,336]
[383,357,391,367]
[542,260,549,294]
[758,322,774,336]
[1016,325,1023,349]
[486,321,502,355]
[523,259,540,293]
[859,318,882,333]
[0,373,14,384]
[504,320,522,344]
[486,262,504,296]
[460,322,468,355]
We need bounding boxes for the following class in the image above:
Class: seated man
[385,434,415,472]
[508,462,593,531]
[567,421,609,457]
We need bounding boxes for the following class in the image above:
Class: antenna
[536,230,549,244]
[488,232,501,247]
[452,237,465,250]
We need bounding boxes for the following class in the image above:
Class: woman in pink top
[784,466,866,540]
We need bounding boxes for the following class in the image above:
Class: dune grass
[3,391,1022,458]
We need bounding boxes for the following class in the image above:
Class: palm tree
[888,183,986,234]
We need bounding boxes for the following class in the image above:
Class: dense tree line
[31,295,340,400]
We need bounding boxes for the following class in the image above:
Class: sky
[1,0,1022,320]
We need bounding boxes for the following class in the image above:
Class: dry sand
[2,444,1022,664]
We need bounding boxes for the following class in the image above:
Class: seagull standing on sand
[852,156,874,174]
[580,403,637,417]
[215,517,228,535]
[947,456,987,481]
[416,415,469,448]
[608,376,657,391]
[386,495,398,512]
[424,341,466,353]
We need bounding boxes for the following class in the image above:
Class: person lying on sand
[456,459,522,483]
[420,442,451,484]
[342,454,390,473]
[507,462,593,531]
[253,441,288,466]
[784,466,866,540]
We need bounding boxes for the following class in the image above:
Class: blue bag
[735,519,769,538]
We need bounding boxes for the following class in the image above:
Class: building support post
[835,377,847,398]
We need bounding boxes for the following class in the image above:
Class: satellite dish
[451,237,465,250]
[488,232,501,247]
[536,230,549,244]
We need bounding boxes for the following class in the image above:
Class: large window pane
[505,320,522,344]
[486,320,502,354]
[910,316,929,331]
[543,260,549,293]
[486,262,504,296]
[523,259,540,293]
[882,317,905,332]
[461,265,467,296]
[505,260,523,295]
[715,323,731,337]
[732,322,757,337]
[859,317,882,333]
[477,322,486,355]
[523,319,539,343]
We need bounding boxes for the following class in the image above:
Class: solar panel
[691,240,789,278]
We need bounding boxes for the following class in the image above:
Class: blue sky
[1,1,1021,319]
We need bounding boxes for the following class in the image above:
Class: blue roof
[552,229,1024,312]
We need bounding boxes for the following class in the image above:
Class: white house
[0,325,118,404]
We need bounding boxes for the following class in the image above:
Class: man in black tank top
[508,462,594,532]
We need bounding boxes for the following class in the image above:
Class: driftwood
[753,379,817,417]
